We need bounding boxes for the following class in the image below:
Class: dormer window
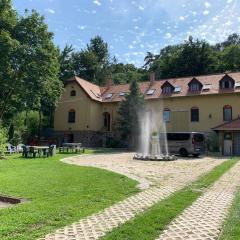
[188,78,203,92]
[161,81,174,94]
[220,74,235,89]
[70,90,76,96]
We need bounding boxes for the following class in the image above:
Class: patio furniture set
[22,145,56,158]
[59,143,85,154]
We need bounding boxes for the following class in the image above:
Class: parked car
[165,132,206,157]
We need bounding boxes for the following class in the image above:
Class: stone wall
[54,131,114,147]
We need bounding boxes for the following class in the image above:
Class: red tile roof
[66,72,240,103]
[213,117,240,131]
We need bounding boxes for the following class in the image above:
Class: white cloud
[179,16,185,21]
[203,10,210,15]
[227,0,233,3]
[205,2,211,8]
[138,5,144,10]
[93,0,101,6]
[77,25,86,30]
[165,33,172,39]
[45,8,55,14]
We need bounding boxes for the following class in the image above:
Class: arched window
[223,105,232,121]
[191,107,199,122]
[68,109,76,123]
[163,108,171,122]
[70,90,76,96]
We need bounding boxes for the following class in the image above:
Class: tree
[218,45,240,72]
[117,80,145,148]
[70,36,111,85]
[0,122,8,158]
[216,33,240,50]
[0,4,62,130]
[143,51,159,69]
[149,36,216,78]
[59,44,74,81]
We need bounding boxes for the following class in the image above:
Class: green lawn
[220,161,240,240]
[0,152,138,240]
[102,159,237,240]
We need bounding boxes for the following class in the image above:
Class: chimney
[149,72,155,86]
[106,79,113,89]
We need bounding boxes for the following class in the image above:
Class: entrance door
[234,132,240,156]
[224,140,232,156]
[224,133,232,156]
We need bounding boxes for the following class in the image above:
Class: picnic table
[22,145,56,158]
[59,143,84,153]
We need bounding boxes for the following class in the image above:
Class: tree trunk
[38,110,42,139]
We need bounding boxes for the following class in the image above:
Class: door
[224,140,232,156]
[234,132,240,156]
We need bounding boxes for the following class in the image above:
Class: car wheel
[180,148,188,157]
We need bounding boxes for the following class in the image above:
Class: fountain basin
[133,153,177,161]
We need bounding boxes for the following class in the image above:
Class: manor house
[54,72,240,156]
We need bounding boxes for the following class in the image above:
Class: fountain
[133,110,177,161]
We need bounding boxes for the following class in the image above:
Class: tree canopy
[0,1,62,123]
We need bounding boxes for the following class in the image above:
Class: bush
[105,136,127,148]
[0,123,8,157]
[207,132,219,152]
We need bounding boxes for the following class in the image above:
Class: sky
[12,0,240,67]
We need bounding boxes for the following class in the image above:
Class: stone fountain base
[133,153,177,161]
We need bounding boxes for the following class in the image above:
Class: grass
[219,160,240,240]
[0,151,138,240]
[102,159,238,240]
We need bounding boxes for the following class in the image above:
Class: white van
[166,132,206,157]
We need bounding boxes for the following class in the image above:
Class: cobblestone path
[157,161,240,240]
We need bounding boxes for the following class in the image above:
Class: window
[103,112,111,131]
[191,107,199,122]
[163,109,171,122]
[174,86,181,93]
[162,86,172,94]
[105,93,113,99]
[202,84,212,91]
[190,83,200,91]
[220,75,235,89]
[167,133,190,141]
[70,90,76,96]
[223,105,232,121]
[235,81,240,88]
[146,89,156,95]
[68,109,76,123]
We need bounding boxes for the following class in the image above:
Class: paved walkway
[39,153,225,240]
[157,161,240,240]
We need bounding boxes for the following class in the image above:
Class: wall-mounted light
[209,114,212,119]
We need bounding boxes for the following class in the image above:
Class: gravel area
[63,153,225,190]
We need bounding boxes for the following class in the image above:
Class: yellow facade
[54,81,240,134]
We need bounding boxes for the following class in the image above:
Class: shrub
[0,123,8,157]
[207,132,220,152]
